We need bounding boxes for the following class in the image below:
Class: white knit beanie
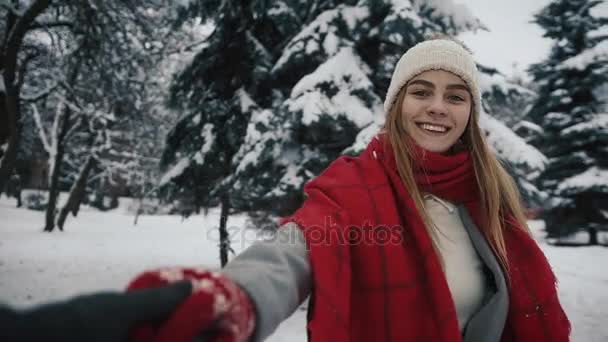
[383,39,481,118]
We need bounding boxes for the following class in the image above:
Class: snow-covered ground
[0,198,606,341]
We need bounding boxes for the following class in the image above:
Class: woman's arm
[222,222,312,341]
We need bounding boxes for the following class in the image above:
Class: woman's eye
[448,95,465,102]
[412,90,430,97]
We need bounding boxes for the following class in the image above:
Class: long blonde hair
[383,86,530,274]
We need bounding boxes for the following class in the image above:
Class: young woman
[2,37,570,342]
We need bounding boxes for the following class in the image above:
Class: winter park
[0,0,607,341]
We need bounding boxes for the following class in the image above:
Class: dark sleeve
[222,222,312,341]
[0,281,192,342]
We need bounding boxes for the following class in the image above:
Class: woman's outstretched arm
[223,222,312,341]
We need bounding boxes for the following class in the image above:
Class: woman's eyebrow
[446,84,470,91]
[407,79,434,88]
[407,80,469,91]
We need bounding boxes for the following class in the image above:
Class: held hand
[0,281,192,342]
[127,267,256,342]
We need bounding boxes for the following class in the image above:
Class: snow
[478,69,536,96]
[191,113,201,125]
[272,5,368,73]
[175,0,196,8]
[0,201,606,341]
[268,2,290,16]
[588,26,608,40]
[344,120,385,155]
[278,164,303,188]
[288,47,381,128]
[411,0,484,32]
[340,6,369,31]
[237,88,257,113]
[590,0,608,19]
[557,166,608,195]
[561,40,608,71]
[512,120,544,134]
[200,123,215,155]
[234,108,277,174]
[562,113,608,135]
[480,113,547,171]
[159,157,190,186]
[382,1,424,46]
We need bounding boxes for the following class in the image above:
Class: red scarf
[282,134,570,342]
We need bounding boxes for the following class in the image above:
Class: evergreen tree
[161,1,276,266]
[161,0,547,259]
[230,1,487,217]
[477,65,547,207]
[528,0,608,243]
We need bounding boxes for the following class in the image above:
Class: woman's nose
[427,97,448,117]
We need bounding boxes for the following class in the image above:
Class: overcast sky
[457,0,553,77]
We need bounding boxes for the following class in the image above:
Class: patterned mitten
[127,267,256,342]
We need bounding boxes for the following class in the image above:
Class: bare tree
[0,0,51,195]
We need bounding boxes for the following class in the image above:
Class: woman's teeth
[418,123,448,133]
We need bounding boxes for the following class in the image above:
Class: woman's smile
[415,122,452,134]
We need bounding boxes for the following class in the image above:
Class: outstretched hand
[0,281,192,342]
[1,267,256,342]
[127,267,256,342]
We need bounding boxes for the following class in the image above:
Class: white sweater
[423,194,488,332]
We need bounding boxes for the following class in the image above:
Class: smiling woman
[400,70,472,153]
[1,36,571,342]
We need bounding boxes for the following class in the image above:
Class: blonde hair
[383,84,530,275]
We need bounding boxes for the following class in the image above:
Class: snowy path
[0,200,606,341]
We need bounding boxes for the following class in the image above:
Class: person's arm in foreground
[0,222,311,342]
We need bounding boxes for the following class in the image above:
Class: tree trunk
[0,0,51,196]
[43,142,65,232]
[57,155,96,230]
[588,227,598,246]
[43,105,73,232]
[0,134,18,196]
[219,193,232,267]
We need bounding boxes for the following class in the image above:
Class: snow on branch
[560,40,608,71]
[159,157,191,186]
[480,113,547,172]
[30,103,52,154]
[562,113,608,135]
[21,81,58,101]
[557,167,608,195]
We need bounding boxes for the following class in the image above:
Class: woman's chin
[413,141,453,154]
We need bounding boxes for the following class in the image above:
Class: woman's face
[400,70,472,153]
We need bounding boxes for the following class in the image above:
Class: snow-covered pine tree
[232,0,545,215]
[163,0,548,242]
[229,1,481,216]
[528,0,607,243]
[476,65,547,207]
[160,1,277,266]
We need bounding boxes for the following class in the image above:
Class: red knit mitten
[126,267,256,342]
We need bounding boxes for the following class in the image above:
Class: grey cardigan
[222,205,508,342]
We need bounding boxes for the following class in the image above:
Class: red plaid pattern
[282,134,570,342]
